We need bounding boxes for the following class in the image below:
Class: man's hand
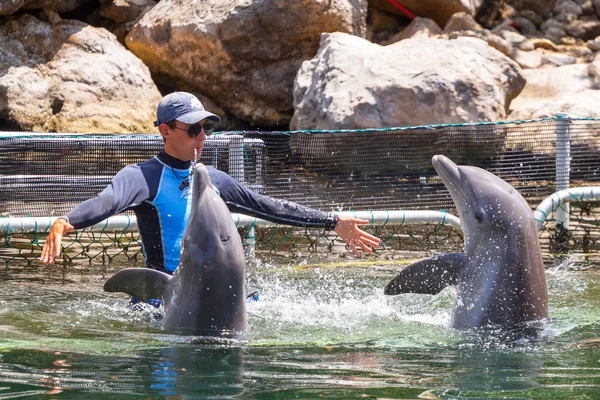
[40,218,74,264]
[334,216,381,257]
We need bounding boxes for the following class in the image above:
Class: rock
[385,17,441,44]
[513,16,539,36]
[126,0,367,127]
[554,0,583,16]
[99,0,157,24]
[367,5,409,44]
[542,52,578,65]
[586,35,600,49]
[529,37,560,50]
[512,49,543,68]
[292,33,524,130]
[369,0,484,28]
[509,63,597,118]
[518,39,536,51]
[587,55,600,84]
[580,0,595,15]
[40,8,62,25]
[595,0,600,17]
[0,15,161,133]
[544,26,568,43]
[0,0,93,16]
[498,29,528,46]
[567,19,600,40]
[505,0,557,16]
[443,12,482,32]
[508,64,600,155]
[446,30,514,57]
[518,9,544,26]
[291,34,522,173]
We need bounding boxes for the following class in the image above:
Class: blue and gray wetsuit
[64,151,338,274]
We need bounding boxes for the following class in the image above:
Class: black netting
[1,117,599,219]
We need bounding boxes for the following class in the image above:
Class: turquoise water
[0,259,600,399]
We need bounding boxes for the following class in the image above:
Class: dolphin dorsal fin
[384,253,467,295]
[104,268,171,301]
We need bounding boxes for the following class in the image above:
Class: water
[1,259,600,399]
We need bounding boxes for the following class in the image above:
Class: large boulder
[125,0,367,127]
[0,0,93,16]
[369,0,484,28]
[508,64,600,157]
[292,33,525,130]
[0,14,161,133]
[290,33,524,173]
[509,64,598,120]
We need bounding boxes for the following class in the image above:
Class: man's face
[164,119,210,161]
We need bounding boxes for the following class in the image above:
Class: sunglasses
[173,121,216,138]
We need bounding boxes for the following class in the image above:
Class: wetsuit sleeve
[208,167,338,230]
[65,165,149,229]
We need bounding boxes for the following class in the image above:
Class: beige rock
[292,33,524,130]
[530,38,560,50]
[385,17,441,44]
[126,0,367,127]
[0,15,161,133]
[512,49,543,68]
[444,12,482,32]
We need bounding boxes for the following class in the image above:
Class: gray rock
[567,19,600,40]
[506,0,556,16]
[580,0,596,15]
[594,0,600,17]
[554,0,583,16]
[369,0,484,28]
[513,16,539,36]
[542,52,578,65]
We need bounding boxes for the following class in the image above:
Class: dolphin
[104,163,247,336]
[385,155,548,330]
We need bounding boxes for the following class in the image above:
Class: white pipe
[534,186,600,230]
[0,210,462,234]
[4,186,600,235]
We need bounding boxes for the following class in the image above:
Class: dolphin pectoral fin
[104,268,172,302]
[384,253,467,295]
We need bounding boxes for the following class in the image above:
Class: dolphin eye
[220,235,230,243]
[475,212,484,223]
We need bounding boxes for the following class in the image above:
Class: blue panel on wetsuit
[152,167,193,273]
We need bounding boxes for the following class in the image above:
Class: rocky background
[0,0,598,133]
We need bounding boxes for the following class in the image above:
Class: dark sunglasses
[174,121,216,138]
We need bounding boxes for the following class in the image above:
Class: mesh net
[1,116,600,267]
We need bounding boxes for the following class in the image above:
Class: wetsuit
[63,151,338,273]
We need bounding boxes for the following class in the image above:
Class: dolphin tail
[384,253,467,295]
[104,268,172,302]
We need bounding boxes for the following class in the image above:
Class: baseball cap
[153,92,221,127]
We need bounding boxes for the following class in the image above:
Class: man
[40,92,381,270]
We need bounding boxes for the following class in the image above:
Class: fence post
[228,134,255,263]
[553,113,571,255]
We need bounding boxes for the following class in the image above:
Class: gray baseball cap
[153,92,221,127]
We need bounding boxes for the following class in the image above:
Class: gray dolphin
[104,163,247,336]
[385,155,548,330]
